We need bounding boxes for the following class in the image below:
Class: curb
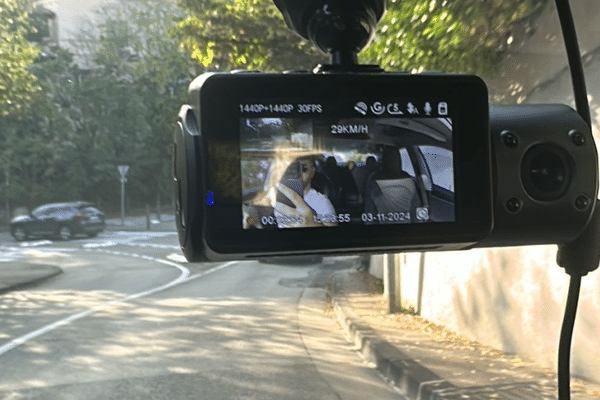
[332,294,456,400]
[0,265,63,295]
[328,271,577,400]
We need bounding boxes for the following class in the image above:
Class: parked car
[10,201,106,241]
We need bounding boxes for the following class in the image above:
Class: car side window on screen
[419,145,454,192]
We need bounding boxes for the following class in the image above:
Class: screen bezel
[194,73,492,256]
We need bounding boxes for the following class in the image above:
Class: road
[0,230,404,400]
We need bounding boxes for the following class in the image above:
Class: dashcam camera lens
[306,4,377,54]
[521,143,573,201]
[273,0,385,47]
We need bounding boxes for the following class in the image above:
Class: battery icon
[438,102,448,115]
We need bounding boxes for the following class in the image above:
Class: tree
[1,49,84,209]
[0,0,198,216]
[174,0,326,71]
[0,0,40,117]
[107,2,193,207]
[1,1,195,213]
[71,1,194,210]
[173,0,548,76]
[360,0,549,76]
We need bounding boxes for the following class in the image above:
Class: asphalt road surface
[0,231,404,400]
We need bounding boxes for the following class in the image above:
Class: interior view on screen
[240,116,455,229]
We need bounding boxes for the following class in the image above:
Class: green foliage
[1,116,53,206]
[172,0,547,75]
[360,0,549,76]
[1,1,194,213]
[1,0,550,216]
[174,0,325,71]
[0,0,40,117]
[75,1,193,209]
[1,49,91,208]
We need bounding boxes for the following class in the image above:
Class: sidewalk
[329,269,600,400]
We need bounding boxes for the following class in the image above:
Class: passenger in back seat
[352,155,379,204]
[322,156,361,213]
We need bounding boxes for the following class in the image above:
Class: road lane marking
[131,243,180,250]
[0,251,236,357]
[83,242,178,249]
[187,261,237,281]
[166,253,188,263]
[82,241,119,249]
[107,231,177,238]
[83,241,180,251]
[19,240,53,248]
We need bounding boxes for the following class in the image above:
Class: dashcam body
[479,104,598,247]
[175,72,494,261]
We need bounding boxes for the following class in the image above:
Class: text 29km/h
[331,124,369,135]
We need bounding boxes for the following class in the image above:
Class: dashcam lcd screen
[240,116,455,229]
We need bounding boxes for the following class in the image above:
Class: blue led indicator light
[206,191,215,206]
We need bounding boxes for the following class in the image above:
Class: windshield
[2,0,600,398]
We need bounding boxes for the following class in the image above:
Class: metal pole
[5,170,10,223]
[156,189,162,222]
[417,252,426,315]
[117,165,129,227]
[121,178,125,226]
[384,253,401,313]
[146,204,151,230]
[396,254,402,310]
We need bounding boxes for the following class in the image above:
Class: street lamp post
[118,165,129,226]
[5,170,9,224]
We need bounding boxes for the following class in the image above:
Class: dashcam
[175,72,495,261]
[175,72,597,261]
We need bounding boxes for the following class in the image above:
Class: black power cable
[553,1,598,399]
[557,275,581,400]
[554,0,592,128]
